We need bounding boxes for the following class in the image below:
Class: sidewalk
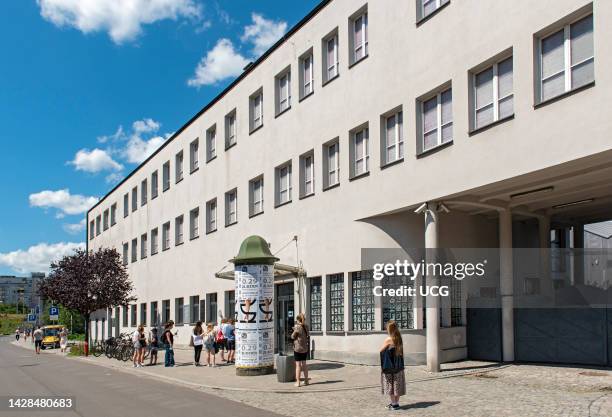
[11,337,503,393]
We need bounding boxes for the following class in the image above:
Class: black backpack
[380,347,405,374]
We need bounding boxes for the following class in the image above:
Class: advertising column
[231,235,279,376]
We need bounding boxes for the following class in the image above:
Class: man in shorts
[33,327,43,354]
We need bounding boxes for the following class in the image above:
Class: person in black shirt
[163,321,175,367]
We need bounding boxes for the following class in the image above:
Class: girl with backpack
[215,319,226,362]
[203,323,216,367]
[191,321,204,366]
[291,313,310,387]
[379,320,406,410]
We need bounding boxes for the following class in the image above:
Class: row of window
[91,6,594,240]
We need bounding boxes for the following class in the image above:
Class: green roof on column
[230,235,280,265]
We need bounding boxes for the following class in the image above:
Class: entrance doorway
[276,282,294,355]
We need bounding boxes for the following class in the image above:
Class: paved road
[0,337,281,417]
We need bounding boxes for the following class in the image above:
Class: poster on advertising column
[235,264,274,368]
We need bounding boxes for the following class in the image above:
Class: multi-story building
[87,0,612,367]
[0,273,44,311]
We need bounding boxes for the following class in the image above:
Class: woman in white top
[59,328,68,353]
[191,321,204,366]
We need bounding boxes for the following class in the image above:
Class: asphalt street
[0,336,282,417]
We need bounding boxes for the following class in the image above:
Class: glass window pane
[476,104,494,129]
[424,129,437,150]
[498,95,513,119]
[475,67,494,109]
[542,71,565,101]
[423,97,437,132]
[497,57,513,98]
[441,123,452,143]
[542,30,565,79]
[571,58,594,89]
[570,15,594,66]
[441,89,452,125]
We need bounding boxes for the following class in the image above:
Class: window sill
[416,140,453,159]
[298,192,315,201]
[140,203,146,208]
[469,114,515,137]
[274,200,292,209]
[348,54,369,70]
[163,186,170,193]
[347,330,385,335]
[151,251,158,256]
[206,155,217,164]
[274,106,291,119]
[162,247,170,252]
[534,81,595,109]
[141,256,147,260]
[175,177,184,185]
[416,1,451,27]
[225,221,238,228]
[249,211,264,219]
[349,171,370,182]
[225,142,237,152]
[325,331,345,335]
[322,182,340,192]
[322,74,339,88]
[151,195,158,201]
[205,229,217,235]
[309,331,323,336]
[190,166,199,175]
[249,124,264,136]
[175,241,184,247]
[298,91,314,103]
[189,235,199,241]
[380,157,404,171]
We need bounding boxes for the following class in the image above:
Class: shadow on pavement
[399,401,440,410]
[308,362,345,371]
[441,363,501,372]
[307,379,344,386]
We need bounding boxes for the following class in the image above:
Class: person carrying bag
[379,320,406,410]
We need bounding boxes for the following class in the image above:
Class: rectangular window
[323,140,340,189]
[275,162,292,206]
[227,290,236,320]
[538,14,593,103]
[299,152,315,198]
[162,222,170,251]
[151,301,158,326]
[249,176,264,216]
[103,210,109,231]
[328,273,344,331]
[420,87,452,152]
[122,243,128,266]
[190,139,199,172]
[250,90,263,131]
[300,52,314,99]
[419,0,450,20]
[351,10,368,64]
[175,215,184,246]
[206,199,217,233]
[151,228,159,255]
[199,299,206,322]
[383,110,404,165]
[162,299,170,324]
[189,296,199,324]
[89,220,95,239]
[131,187,137,212]
[473,56,514,130]
[175,151,183,183]
[123,193,129,217]
[175,297,184,325]
[122,305,128,327]
[140,233,147,259]
[130,304,137,327]
[141,179,147,206]
[110,203,117,226]
[95,215,101,235]
[140,303,147,326]
[131,238,137,263]
[351,270,374,331]
[206,125,216,161]
[309,277,322,331]
[382,275,414,329]
[323,32,339,83]
[189,208,199,239]
[207,293,217,323]
[351,126,369,178]
[162,161,170,191]
[225,189,237,226]
[225,111,236,149]
[276,70,291,115]
[151,170,159,199]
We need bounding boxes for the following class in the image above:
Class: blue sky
[0,0,319,275]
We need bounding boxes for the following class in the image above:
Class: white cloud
[0,242,85,274]
[62,219,86,235]
[29,189,98,216]
[97,126,124,144]
[69,148,123,173]
[37,0,202,44]
[124,134,168,164]
[187,38,250,87]
[241,13,287,57]
[132,118,160,134]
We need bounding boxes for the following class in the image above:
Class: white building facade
[87,0,612,366]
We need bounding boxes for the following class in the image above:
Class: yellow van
[41,325,64,349]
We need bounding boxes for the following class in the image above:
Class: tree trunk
[84,313,90,357]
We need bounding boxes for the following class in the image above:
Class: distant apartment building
[0,273,44,311]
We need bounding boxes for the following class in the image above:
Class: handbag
[380,347,405,374]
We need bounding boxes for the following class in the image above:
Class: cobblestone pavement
[11,339,612,416]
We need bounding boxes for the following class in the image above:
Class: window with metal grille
[328,273,344,331]
[383,275,414,329]
[450,276,463,327]
[309,277,322,331]
[351,270,374,330]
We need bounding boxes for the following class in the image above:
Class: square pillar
[499,209,514,362]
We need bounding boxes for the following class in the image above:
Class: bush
[67,342,86,356]
[67,333,85,341]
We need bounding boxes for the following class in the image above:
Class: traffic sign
[27,314,36,322]
[49,306,59,321]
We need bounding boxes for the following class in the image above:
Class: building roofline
[87,0,333,216]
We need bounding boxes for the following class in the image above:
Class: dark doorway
[276,282,294,355]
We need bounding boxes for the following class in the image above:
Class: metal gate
[466,307,502,362]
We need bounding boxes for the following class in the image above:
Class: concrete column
[539,216,552,297]
[573,224,584,286]
[424,203,440,372]
[499,209,514,362]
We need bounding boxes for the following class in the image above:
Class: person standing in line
[223,318,236,364]
[15,328,21,341]
[291,313,310,387]
[191,321,204,366]
[203,323,216,367]
[379,320,406,411]
[148,328,159,366]
[137,325,147,367]
[33,326,43,354]
[59,328,68,353]
[132,325,141,368]
[24,328,30,342]
[163,321,175,367]
[215,319,226,362]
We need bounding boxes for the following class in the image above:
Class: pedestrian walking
[59,328,68,353]
[25,329,30,342]
[223,318,236,364]
[132,325,146,367]
[162,321,175,367]
[33,326,43,354]
[203,323,216,367]
[216,319,227,362]
[379,320,406,411]
[191,321,204,366]
[148,328,159,366]
[15,328,20,341]
[291,313,310,387]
